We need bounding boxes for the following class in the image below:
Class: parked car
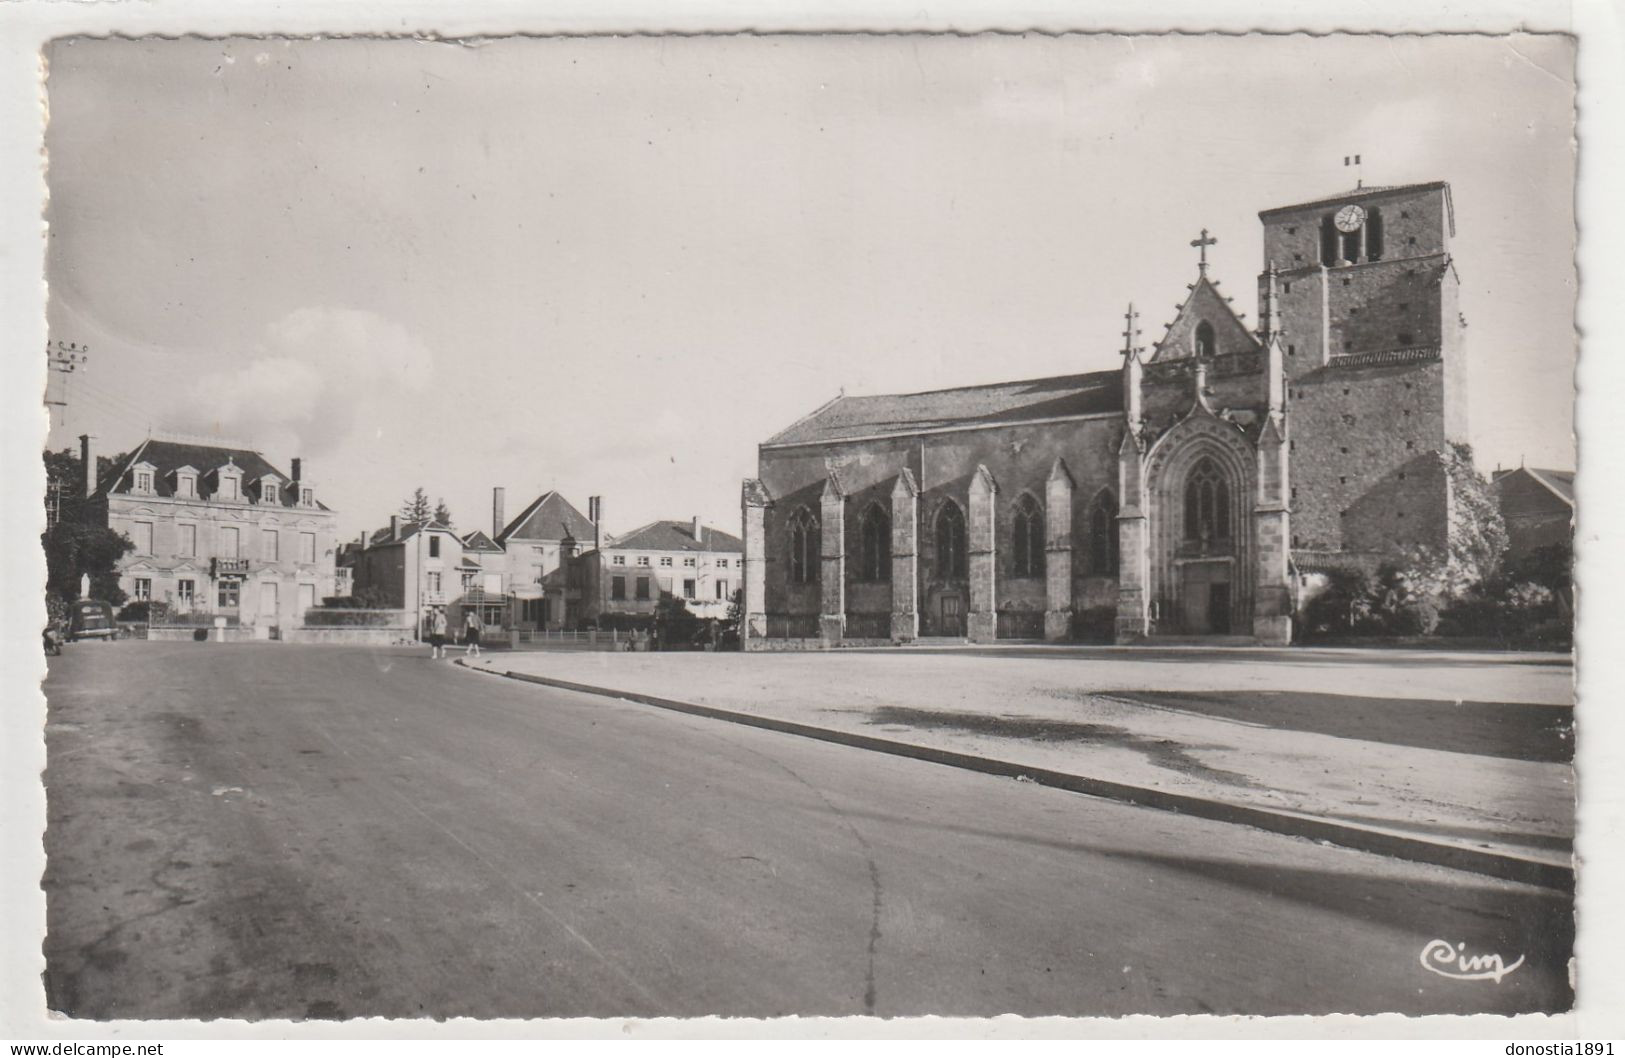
[68,599,118,641]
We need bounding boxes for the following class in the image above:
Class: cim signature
[1420,938,1526,983]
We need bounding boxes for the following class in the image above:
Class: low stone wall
[745,636,895,652]
[282,626,415,646]
[148,626,256,643]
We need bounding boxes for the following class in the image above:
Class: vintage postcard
[6,8,1617,1043]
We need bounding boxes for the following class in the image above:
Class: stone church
[741,180,1469,647]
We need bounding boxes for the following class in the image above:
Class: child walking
[463,609,483,658]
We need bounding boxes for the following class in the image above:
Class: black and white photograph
[5,4,1622,1043]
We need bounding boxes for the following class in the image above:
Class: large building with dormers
[86,435,341,633]
[742,180,1472,647]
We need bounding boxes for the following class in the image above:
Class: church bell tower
[1256,180,1468,556]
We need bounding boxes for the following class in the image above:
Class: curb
[457,660,1574,893]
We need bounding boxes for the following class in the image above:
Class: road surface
[41,641,1572,1019]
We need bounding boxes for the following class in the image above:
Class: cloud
[174,306,434,457]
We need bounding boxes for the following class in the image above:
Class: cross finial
[1191,228,1217,274]
[1121,303,1141,357]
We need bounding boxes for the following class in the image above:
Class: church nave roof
[763,370,1123,447]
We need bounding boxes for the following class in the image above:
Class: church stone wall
[1325,257,1447,357]
[1289,359,1449,552]
[1136,364,1265,443]
[1273,267,1329,374]
[758,449,839,621]
[1341,452,1451,555]
[1260,184,1451,271]
[755,414,1122,639]
[1141,373,1194,432]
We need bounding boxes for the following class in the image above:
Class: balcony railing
[1329,346,1440,370]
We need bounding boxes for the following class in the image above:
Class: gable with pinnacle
[1148,275,1261,365]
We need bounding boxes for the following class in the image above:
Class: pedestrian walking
[430,606,449,659]
[463,609,483,658]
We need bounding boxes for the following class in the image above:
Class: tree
[654,591,701,650]
[401,487,431,524]
[1299,567,1377,639]
[1439,442,1509,592]
[45,446,127,506]
[42,448,134,607]
[1504,541,1572,609]
[433,498,453,527]
[44,519,133,606]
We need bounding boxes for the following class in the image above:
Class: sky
[41,33,1577,541]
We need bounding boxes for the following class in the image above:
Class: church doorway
[1178,560,1232,634]
[938,594,965,636]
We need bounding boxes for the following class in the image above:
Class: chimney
[692,515,703,544]
[290,457,303,483]
[590,496,603,552]
[357,530,367,553]
[79,433,97,498]
[390,515,402,541]
[492,487,506,539]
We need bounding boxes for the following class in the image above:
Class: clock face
[1334,204,1367,233]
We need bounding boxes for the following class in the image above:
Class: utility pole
[45,340,89,427]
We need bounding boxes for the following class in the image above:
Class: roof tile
[104,439,330,510]
[764,370,1122,446]
[609,520,743,553]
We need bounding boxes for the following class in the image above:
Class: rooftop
[497,490,598,545]
[102,439,330,510]
[763,370,1123,447]
[1494,466,1574,507]
[367,519,455,547]
[1259,181,1454,235]
[460,528,504,553]
[608,520,744,554]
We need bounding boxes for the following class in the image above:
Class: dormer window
[215,463,243,502]
[260,480,279,504]
[299,486,315,507]
[174,467,198,499]
[129,461,158,495]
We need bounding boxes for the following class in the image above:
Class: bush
[322,585,394,609]
[594,612,657,633]
[1299,568,1377,639]
[1521,616,1573,651]
[1387,596,1441,636]
[117,600,171,623]
[1437,577,1564,645]
[303,609,403,627]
